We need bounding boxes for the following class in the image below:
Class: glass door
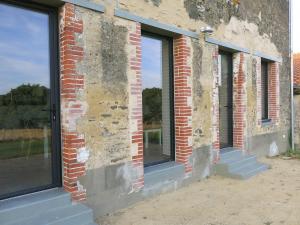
[141,32,175,166]
[219,51,233,149]
[0,1,60,199]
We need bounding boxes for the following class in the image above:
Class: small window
[141,32,174,166]
[261,61,269,121]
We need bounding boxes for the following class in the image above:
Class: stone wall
[57,0,291,217]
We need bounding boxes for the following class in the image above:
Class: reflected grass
[0,139,47,160]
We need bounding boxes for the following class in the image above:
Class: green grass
[0,139,47,160]
[283,148,300,159]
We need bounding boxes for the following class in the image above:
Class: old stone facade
[34,0,292,218]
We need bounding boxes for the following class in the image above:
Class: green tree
[142,88,162,124]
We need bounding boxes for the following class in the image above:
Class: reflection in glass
[0,3,52,197]
[142,35,172,166]
[261,61,269,120]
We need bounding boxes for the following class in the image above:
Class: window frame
[261,59,271,123]
[141,31,175,167]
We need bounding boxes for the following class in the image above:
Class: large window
[141,32,174,166]
[0,1,60,199]
[261,61,269,120]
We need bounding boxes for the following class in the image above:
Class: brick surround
[268,62,280,124]
[232,53,247,150]
[59,3,87,201]
[173,35,193,174]
[254,56,262,125]
[212,46,220,161]
[212,50,247,155]
[128,22,144,191]
[128,30,194,185]
[255,58,280,126]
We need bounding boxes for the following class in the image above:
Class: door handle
[52,104,56,121]
[42,104,56,121]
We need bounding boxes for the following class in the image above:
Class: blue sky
[293,0,300,53]
[142,36,162,90]
[0,2,298,96]
[0,3,49,95]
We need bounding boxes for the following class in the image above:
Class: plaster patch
[268,141,279,157]
[201,165,210,178]
[116,163,143,193]
[77,147,90,163]
[131,143,138,156]
[187,96,192,107]
[188,136,193,147]
[77,180,85,192]
[214,17,279,57]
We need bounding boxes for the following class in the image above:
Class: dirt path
[98,158,300,225]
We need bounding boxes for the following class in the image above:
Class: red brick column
[129,22,144,191]
[254,56,263,125]
[268,62,280,124]
[233,53,247,150]
[212,46,220,161]
[59,3,87,201]
[293,53,300,86]
[174,35,193,174]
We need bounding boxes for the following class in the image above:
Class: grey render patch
[101,21,128,95]
[247,130,290,157]
[189,146,211,179]
[144,0,161,7]
[82,146,212,218]
[184,0,240,26]
[192,39,203,98]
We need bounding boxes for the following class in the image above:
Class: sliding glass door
[141,32,174,166]
[0,1,60,199]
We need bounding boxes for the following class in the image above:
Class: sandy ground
[98,158,300,225]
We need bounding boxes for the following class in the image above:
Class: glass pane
[219,53,233,148]
[261,61,269,120]
[142,35,171,165]
[0,3,52,197]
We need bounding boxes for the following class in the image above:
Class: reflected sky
[142,36,162,90]
[0,3,50,95]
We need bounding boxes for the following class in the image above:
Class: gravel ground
[98,157,300,225]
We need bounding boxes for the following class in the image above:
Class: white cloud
[142,69,162,89]
[0,56,50,94]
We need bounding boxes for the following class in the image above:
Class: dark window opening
[261,60,269,121]
[218,51,233,149]
[141,32,174,167]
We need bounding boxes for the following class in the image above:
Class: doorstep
[0,188,97,225]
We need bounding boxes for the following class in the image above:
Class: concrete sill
[144,162,185,187]
[261,119,272,126]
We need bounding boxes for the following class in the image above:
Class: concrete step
[227,155,257,172]
[216,149,269,180]
[220,150,243,162]
[7,204,93,225]
[231,162,269,180]
[0,188,96,225]
[0,188,70,224]
[144,161,185,187]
